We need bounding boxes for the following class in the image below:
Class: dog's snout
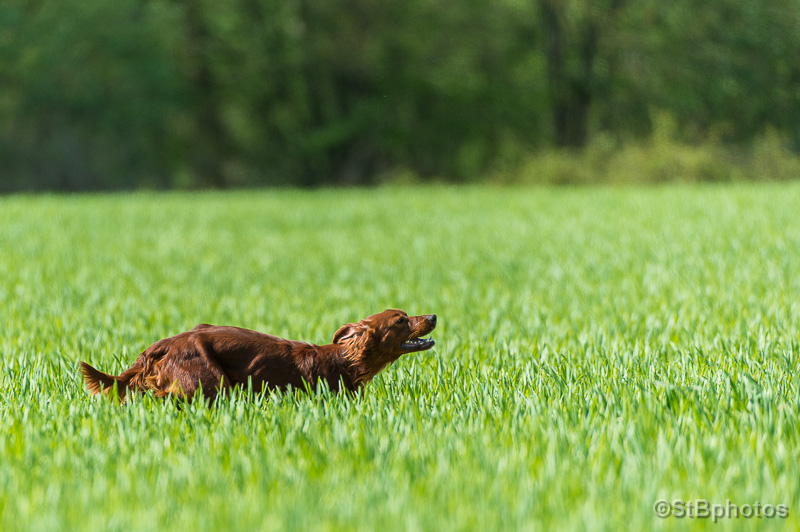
[426,314,437,326]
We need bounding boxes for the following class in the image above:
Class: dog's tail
[80,361,129,399]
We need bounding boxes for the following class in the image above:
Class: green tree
[0,0,184,191]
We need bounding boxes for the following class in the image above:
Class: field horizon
[1,183,799,531]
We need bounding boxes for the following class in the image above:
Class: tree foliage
[1,0,798,190]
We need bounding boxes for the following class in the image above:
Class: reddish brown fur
[80,309,437,402]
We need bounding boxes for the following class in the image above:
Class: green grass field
[2,184,800,531]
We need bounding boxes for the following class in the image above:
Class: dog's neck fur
[316,336,392,391]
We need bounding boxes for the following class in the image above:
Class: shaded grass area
[1,184,800,530]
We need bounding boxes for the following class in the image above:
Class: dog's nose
[426,314,437,326]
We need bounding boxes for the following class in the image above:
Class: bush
[505,115,800,185]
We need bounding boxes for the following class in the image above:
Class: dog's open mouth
[401,336,435,352]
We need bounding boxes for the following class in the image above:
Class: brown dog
[80,309,437,402]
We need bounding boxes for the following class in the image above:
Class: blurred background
[1,0,799,192]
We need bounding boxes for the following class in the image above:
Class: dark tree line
[1,0,799,191]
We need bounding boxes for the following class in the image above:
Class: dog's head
[332,309,437,378]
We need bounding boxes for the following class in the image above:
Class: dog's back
[80,324,343,401]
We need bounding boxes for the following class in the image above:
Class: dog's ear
[332,322,366,344]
